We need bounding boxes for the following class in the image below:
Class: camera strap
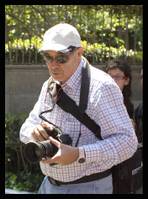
[55,58,102,140]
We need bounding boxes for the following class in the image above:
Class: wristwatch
[77,147,86,163]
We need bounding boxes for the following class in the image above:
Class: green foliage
[5,112,27,147]
[5,171,42,192]
[82,40,142,64]
[5,113,27,171]
[5,5,142,42]
[5,39,143,65]
[5,113,43,192]
[5,5,143,65]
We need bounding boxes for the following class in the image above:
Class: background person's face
[107,68,129,91]
[46,48,83,83]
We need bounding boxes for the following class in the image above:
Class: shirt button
[78,158,86,163]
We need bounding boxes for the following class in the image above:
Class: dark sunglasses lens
[56,55,68,63]
[43,54,52,63]
[42,53,69,64]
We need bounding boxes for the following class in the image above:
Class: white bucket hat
[39,23,81,52]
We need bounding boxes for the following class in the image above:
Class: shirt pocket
[60,114,81,147]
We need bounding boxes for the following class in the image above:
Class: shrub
[5,39,142,65]
[81,40,143,64]
[5,113,43,192]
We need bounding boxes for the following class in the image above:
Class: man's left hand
[41,136,79,165]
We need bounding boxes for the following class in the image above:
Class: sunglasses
[41,47,78,64]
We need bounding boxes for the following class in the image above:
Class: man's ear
[77,47,84,57]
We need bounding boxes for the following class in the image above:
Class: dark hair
[105,59,134,118]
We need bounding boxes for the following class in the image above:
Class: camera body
[23,126,72,163]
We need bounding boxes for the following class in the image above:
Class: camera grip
[43,126,62,139]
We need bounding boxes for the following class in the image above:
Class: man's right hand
[31,122,54,142]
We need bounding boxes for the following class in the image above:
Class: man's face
[42,47,83,83]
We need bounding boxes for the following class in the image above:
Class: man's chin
[52,75,64,82]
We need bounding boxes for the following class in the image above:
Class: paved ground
[5,187,142,194]
[5,188,35,194]
[136,187,143,194]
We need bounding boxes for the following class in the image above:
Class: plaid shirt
[20,58,138,182]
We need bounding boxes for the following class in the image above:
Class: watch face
[78,158,85,163]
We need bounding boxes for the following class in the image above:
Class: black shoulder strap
[79,58,90,113]
[56,58,102,140]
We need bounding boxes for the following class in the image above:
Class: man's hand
[31,122,54,141]
[41,136,79,165]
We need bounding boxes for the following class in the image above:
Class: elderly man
[20,23,138,194]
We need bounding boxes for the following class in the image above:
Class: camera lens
[34,145,43,159]
[23,142,43,163]
[23,141,58,163]
[23,130,72,164]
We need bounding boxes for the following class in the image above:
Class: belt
[48,169,111,186]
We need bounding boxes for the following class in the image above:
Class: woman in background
[135,68,143,143]
[105,59,142,194]
[105,59,134,119]
[134,68,143,193]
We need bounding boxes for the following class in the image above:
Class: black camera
[23,126,72,163]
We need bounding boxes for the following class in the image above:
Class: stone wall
[5,65,142,114]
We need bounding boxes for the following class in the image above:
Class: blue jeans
[38,175,112,194]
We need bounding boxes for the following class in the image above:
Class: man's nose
[47,61,59,69]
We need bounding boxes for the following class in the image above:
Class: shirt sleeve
[19,80,48,143]
[80,82,138,168]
